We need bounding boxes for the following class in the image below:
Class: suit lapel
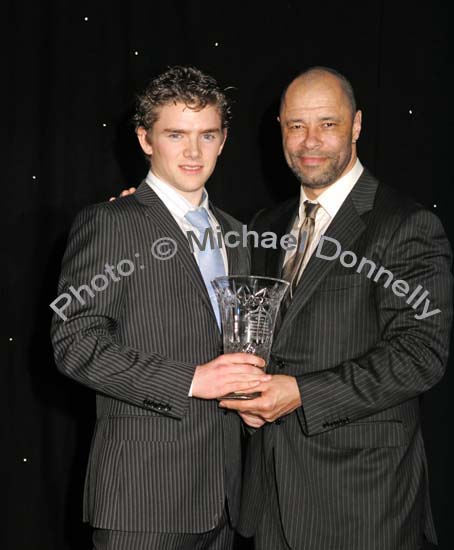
[133,181,216,323]
[276,169,379,336]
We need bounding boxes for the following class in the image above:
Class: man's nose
[301,127,321,150]
[184,137,202,159]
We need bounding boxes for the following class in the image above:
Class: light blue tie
[184,208,226,328]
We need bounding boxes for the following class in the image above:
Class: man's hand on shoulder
[109,187,137,201]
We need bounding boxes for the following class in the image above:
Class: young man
[51,66,269,550]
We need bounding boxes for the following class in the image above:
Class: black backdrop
[3,1,453,549]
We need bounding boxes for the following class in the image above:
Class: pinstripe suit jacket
[239,169,453,549]
[51,182,250,532]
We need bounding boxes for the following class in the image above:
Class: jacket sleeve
[50,204,195,419]
[296,208,453,435]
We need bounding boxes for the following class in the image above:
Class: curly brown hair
[133,66,232,131]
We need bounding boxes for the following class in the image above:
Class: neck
[180,188,205,207]
[303,186,323,200]
[150,169,205,206]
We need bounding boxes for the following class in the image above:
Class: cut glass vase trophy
[212,275,289,400]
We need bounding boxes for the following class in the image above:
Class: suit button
[275,419,281,425]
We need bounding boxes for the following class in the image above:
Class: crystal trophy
[212,275,289,400]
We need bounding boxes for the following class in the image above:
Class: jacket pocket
[104,415,180,442]
[318,273,366,292]
[327,420,406,449]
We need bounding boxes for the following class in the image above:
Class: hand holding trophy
[212,276,289,400]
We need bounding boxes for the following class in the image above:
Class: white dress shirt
[145,170,228,272]
[284,159,364,278]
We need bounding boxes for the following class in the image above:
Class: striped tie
[282,200,320,303]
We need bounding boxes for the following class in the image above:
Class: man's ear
[352,110,362,143]
[136,127,153,156]
[217,128,228,156]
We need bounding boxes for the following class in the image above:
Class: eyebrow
[286,115,343,124]
[319,116,342,122]
[163,128,222,133]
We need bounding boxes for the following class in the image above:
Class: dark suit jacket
[239,169,453,550]
[51,182,250,532]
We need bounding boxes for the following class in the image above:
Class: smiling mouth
[180,165,203,173]
[298,156,327,165]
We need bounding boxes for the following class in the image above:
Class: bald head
[278,66,362,198]
[280,67,356,119]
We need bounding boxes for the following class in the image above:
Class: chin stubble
[289,151,351,189]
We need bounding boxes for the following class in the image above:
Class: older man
[221,67,453,550]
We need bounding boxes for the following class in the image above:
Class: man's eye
[322,122,335,128]
[289,124,303,130]
[168,133,182,139]
[202,133,216,141]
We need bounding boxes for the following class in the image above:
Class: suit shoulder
[213,206,244,231]
[374,182,443,230]
[250,197,299,230]
[73,195,144,225]
[375,182,422,213]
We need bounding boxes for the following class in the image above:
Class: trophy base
[218,392,261,400]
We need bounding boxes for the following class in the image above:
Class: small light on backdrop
[9,337,13,342]
[408,109,413,114]
[102,123,107,127]
[32,175,37,180]
[22,458,28,463]
[433,204,437,208]
[84,17,88,22]
[134,51,139,56]
[214,42,219,47]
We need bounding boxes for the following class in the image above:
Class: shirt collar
[145,170,210,216]
[299,158,364,221]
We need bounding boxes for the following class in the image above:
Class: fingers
[225,365,267,376]
[225,373,271,382]
[219,397,263,412]
[239,380,272,393]
[223,374,272,383]
[110,187,137,201]
[222,353,266,368]
[225,380,266,392]
[203,361,267,378]
[120,187,137,195]
[240,412,266,428]
[212,358,267,376]
[226,373,272,387]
